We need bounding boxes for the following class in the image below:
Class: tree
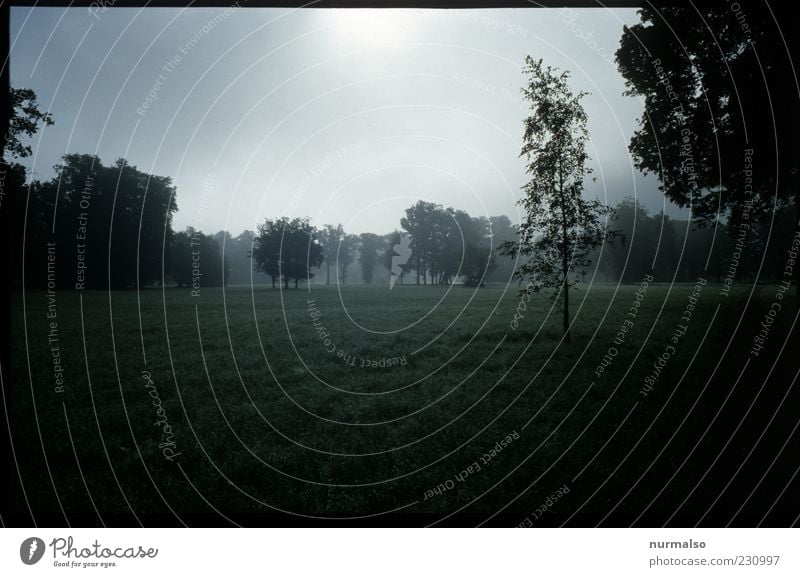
[606,197,653,283]
[435,208,477,285]
[252,217,323,289]
[318,224,344,285]
[281,219,322,289]
[337,234,358,285]
[358,232,385,284]
[8,163,45,290]
[5,87,54,292]
[487,215,518,283]
[170,227,229,288]
[617,6,798,218]
[4,87,54,161]
[502,57,618,343]
[105,157,177,288]
[461,243,496,287]
[401,200,440,285]
[427,206,450,284]
[252,218,283,288]
[616,5,800,296]
[382,230,410,287]
[220,230,273,285]
[10,153,177,289]
[443,211,496,287]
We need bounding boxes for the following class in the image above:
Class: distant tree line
[5,145,520,291]
[247,206,518,289]
[7,152,795,292]
[398,201,518,287]
[4,87,229,291]
[589,197,799,286]
[615,4,799,298]
[5,84,797,295]
[9,154,180,290]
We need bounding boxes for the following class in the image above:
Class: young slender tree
[503,57,618,343]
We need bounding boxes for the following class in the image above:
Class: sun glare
[332,9,416,47]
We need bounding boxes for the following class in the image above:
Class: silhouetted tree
[318,223,344,285]
[487,215,518,283]
[617,5,800,297]
[5,87,55,290]
[11,152,177,289]
[252,217,323,289]
[617,6,798,220]
[252,219,281,288]
[502,57,618,342]
[218,230,272,285]
[359,232,384,284]
[171,227,229,288]
[461,244,496,287]
[337,234,358,285]
[401,200,440,285]
[382,230,410,287]
[5,87,54,161]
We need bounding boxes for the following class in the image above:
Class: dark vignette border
[0,0,796,528]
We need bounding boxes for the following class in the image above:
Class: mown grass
[8,282,798,526]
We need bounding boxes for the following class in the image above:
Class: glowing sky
[10,6,686,236]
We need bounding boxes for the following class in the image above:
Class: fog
[10,6,687,236]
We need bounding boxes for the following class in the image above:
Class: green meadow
[8,283,797,525]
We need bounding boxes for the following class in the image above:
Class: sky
[10,6,689,236]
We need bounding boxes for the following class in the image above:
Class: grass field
[7,282,799,526]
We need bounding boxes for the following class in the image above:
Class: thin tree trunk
[563,267,570,342]
[326,262,330,285]
[559,163,571,343]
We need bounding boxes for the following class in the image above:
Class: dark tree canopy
[382,230,410,286]
[337,234,358,285]
[170,227,229,289]
[401,200,439,285]
[5,87,54,160]
[398,200,505,286]
[616,4,800,221]
[318,223,344,285]
[358,232,385,285]
[488,215,518,283]
[11,154,177,289]
[461,243,496,288]
[252,217,323,289]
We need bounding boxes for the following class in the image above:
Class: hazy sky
[10,6,688,236]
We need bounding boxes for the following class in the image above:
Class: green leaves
[5,87,54,160]
[505,57,619,337]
